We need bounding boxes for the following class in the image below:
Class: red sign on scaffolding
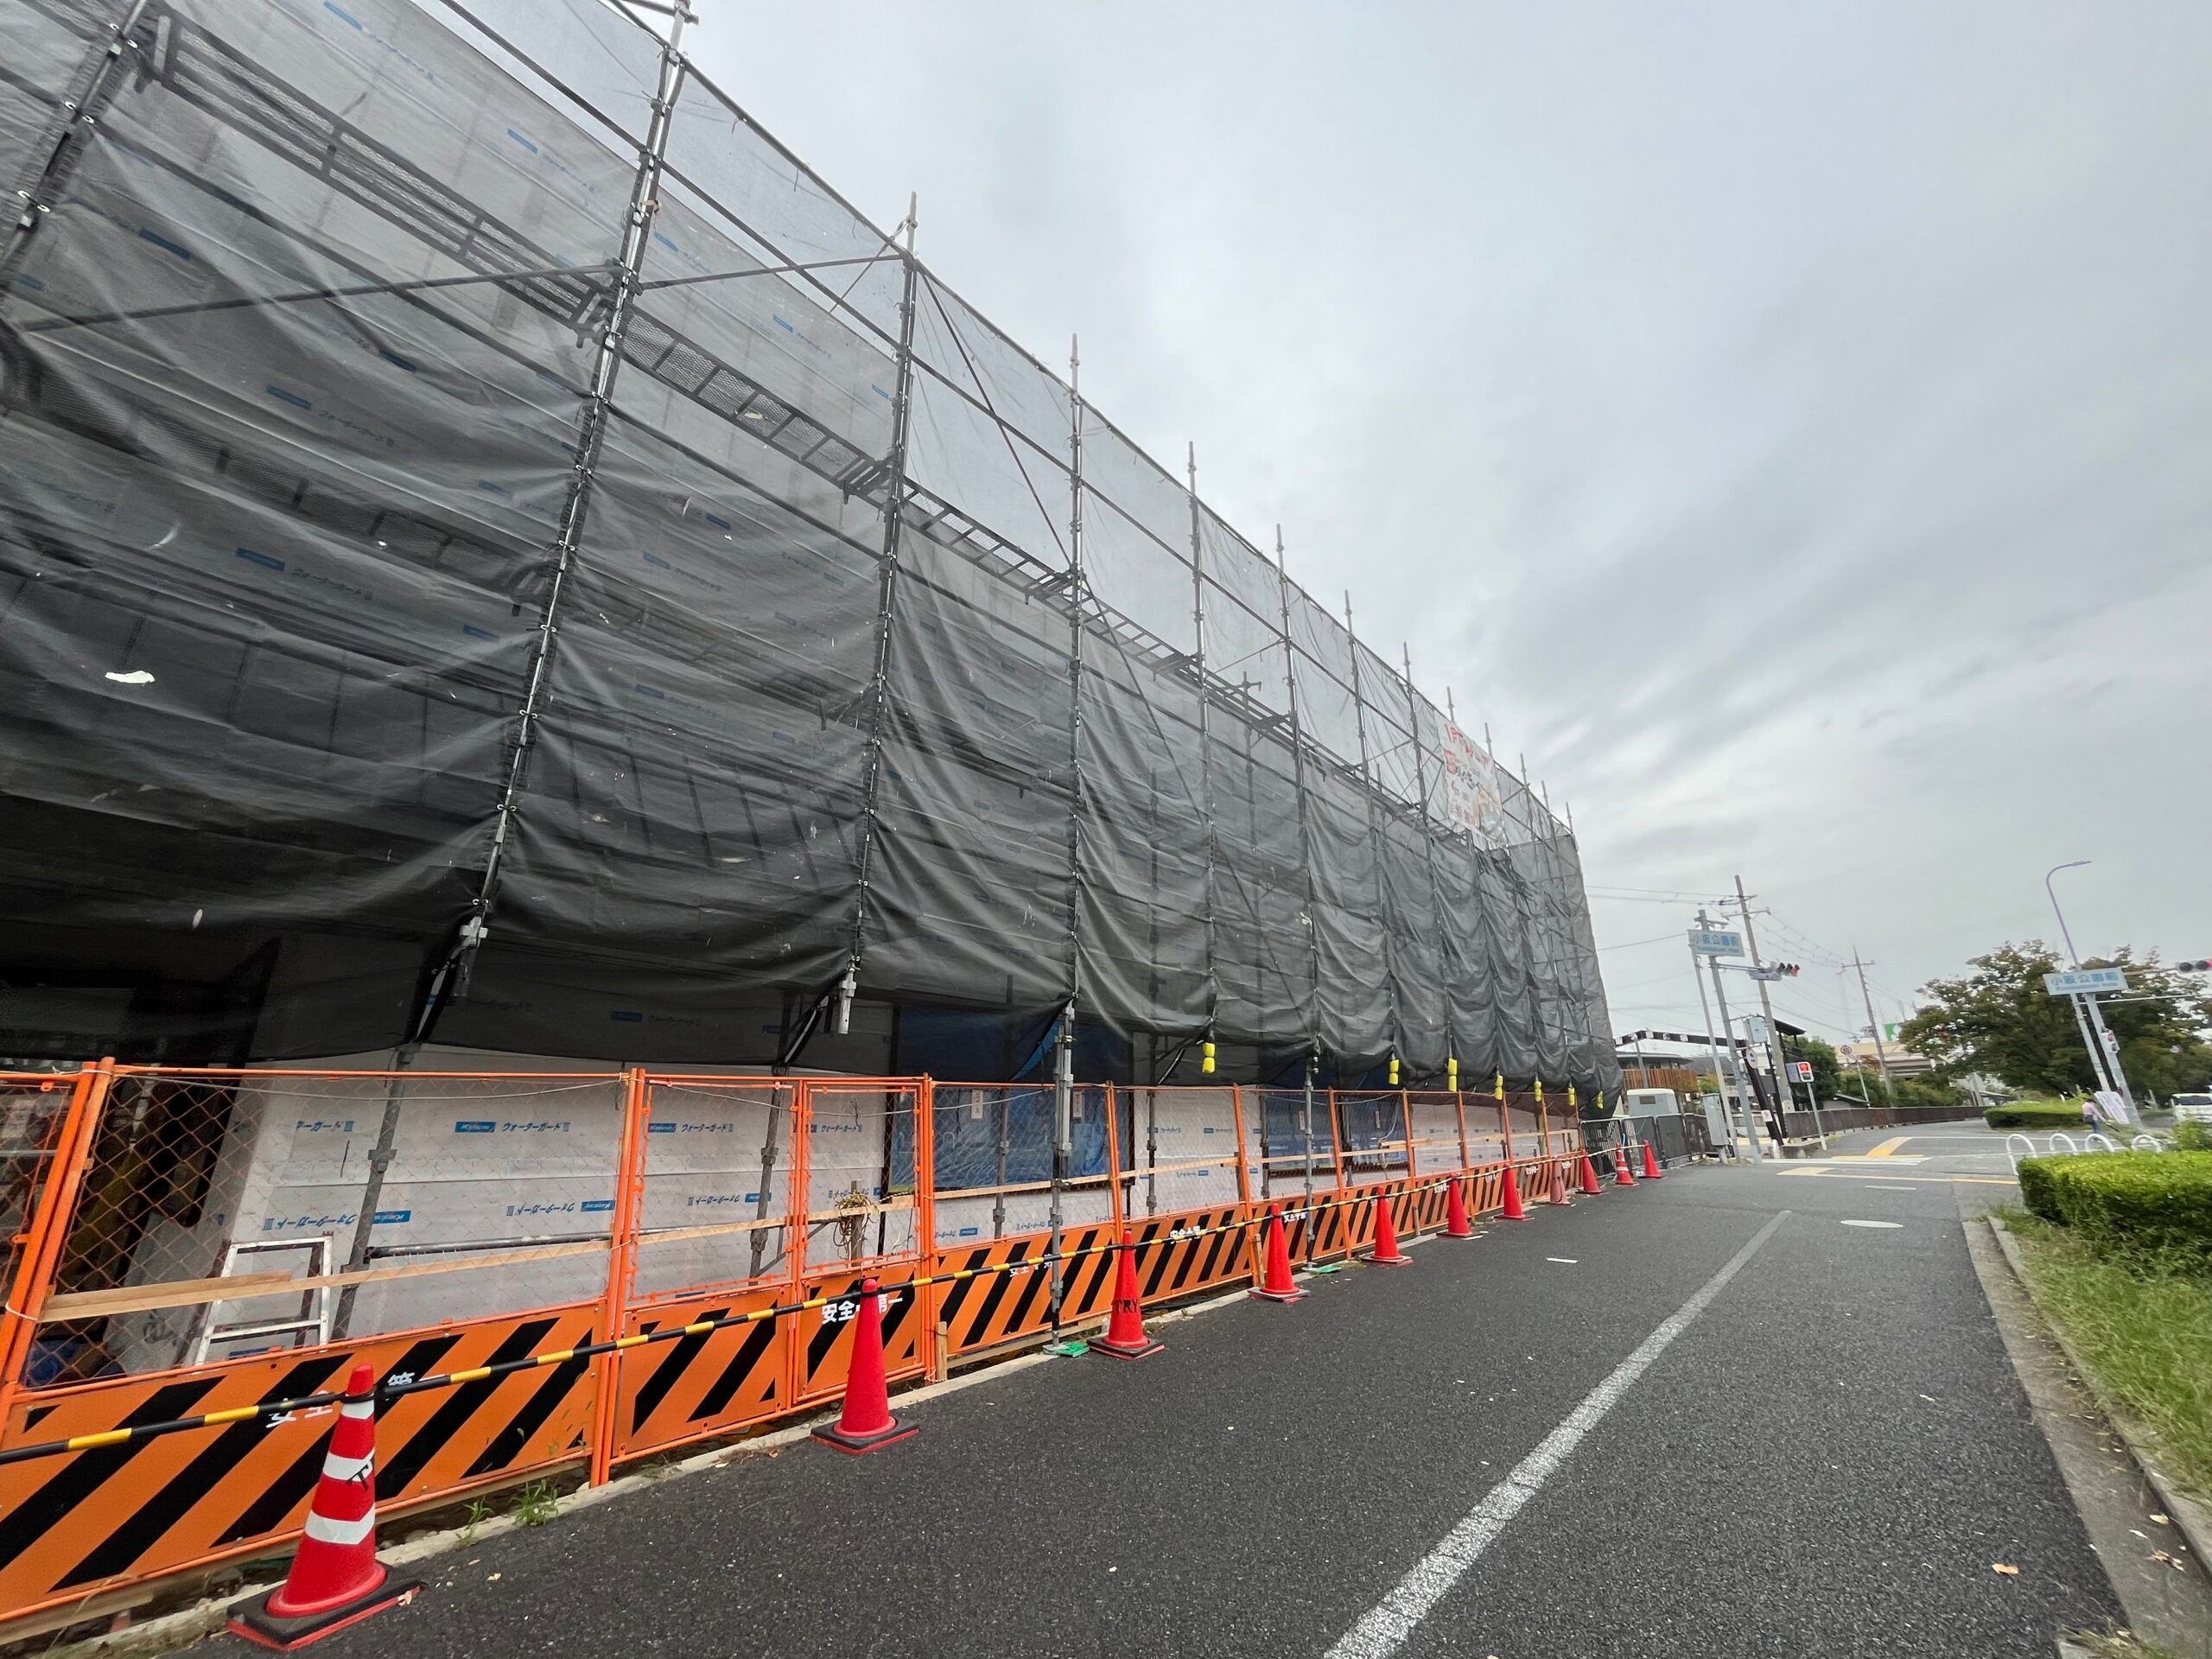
[1440,723,1503,840]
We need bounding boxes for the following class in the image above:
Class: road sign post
[2043,969,2135,1119]
[2041,968,2128,997]
[1690,916,1759,1163]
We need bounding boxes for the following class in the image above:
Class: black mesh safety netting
[0,0,1618,1094]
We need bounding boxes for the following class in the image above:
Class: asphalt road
[219,1123,2122,1658]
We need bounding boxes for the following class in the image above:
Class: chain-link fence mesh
[1503,1090,1545,1160]
[929,1084,1113,1244]
[1117,1085,1243,1217]
[1,1073,79,1312]
[1249,1086,1338,1203]
[1334,1091,1412,1186]
[800,1084,925,1275]
[1404,1091,1465,1174]
[14,1068,1558,1389]
[630,1079,795,1303]
[28,1070,627,1382]
[1465,1096,1511,1164]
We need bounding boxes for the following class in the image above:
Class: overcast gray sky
[690,0,2211,1046]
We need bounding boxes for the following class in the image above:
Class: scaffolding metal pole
[430,3,693,1015]
[838,199,923,1033]
[1538,779,1574,1075]
[1342,595,1404,1076]
[1522,755,1562,1071]
[1555,811,1606,1093]
[1186,445,1222,1065]
[0,1,153,286]
[342,0,696,1326]
[1401,645,1458,1079]
[1273,530,1328,1102]
[1048,336,1090,1330]
[1444,687,1492,1084]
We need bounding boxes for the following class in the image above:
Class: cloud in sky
[686,0,2212,1042]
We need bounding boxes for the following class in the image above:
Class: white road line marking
[1868,1184,1916,1192]
[1840,1219,1902,1229]
[1321,1210,1789,1659]
[1546,1257,1578,1264]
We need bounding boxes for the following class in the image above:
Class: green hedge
[1986,1101,2091,1129]
[2016,1151,2212,1265]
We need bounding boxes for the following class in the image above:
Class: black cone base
[1091,1336,1165,1360]
[810,1416,918,1456]
[227,1575,423,1651]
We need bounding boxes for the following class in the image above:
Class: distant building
[1836,1038,1934,1079]
[1614,1027,1779,1112]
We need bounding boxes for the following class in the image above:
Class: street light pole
[2044,861,2088,964]
[2044,861,2134,1112]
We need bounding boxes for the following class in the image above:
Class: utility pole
[1735,875,1820,1144]
[1704,947,1761,1162]
[1850,949,1897,1105]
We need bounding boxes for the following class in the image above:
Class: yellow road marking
[1866,1136,1910,1158]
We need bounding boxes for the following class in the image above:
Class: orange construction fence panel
[0,1064,1574,1629]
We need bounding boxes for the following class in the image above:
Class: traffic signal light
[1775,962,1800,977]
[2181,959,2212,973]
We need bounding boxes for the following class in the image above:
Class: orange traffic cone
[1641,1139,1665,1180]
[1444,1176,1474,1238]
[1365,1192,1413,1266]
[811,1279,917,1454]
[1548,1158,1573,1206]
[1249,1204,1306,1303]
[1093,1234,1165,1359]
[1614,1145,1637,1186]
[1499,1162,1529,1222]
[1578,1152,1603,1195]
[228,1364,421,1650]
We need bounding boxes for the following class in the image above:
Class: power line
[1583,898,1734,911]
[1597,931,1697,953]
[1586,883,1731,899]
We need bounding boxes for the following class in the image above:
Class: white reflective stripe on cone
[340,1400,376,1420]
[303,1510,377,1548]
[322,1452,373,1483]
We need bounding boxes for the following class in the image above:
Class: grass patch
[1999,1206,2212,1503]
[508,1479,560,1528]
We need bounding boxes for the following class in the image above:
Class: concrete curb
[1987,1216,2212,1578]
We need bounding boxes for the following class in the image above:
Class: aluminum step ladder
[188,1236,334,1364]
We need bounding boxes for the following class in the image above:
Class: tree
[1901,942,2212,1100]
[1781,1033,1841,1102]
